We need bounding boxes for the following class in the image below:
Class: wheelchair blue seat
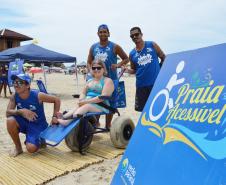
[40,119,80,146]
[39,112,107,147]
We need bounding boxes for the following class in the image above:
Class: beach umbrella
[29,67,43,73]
[23,63,33,67]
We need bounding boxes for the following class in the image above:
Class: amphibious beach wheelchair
[38,74,135,154]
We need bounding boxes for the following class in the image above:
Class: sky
[1,0,226,64]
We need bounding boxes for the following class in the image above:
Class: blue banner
[8,59,24,86]
[111,43,226,185]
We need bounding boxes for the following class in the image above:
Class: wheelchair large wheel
[110,115,135,149]
[65,121,94,152]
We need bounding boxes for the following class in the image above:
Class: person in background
[6,73,61,157]
[0,64,11,98]
[87,24,129,129]
[126,26,166,112]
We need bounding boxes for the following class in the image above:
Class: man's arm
[6,94,37,121]
[6,94,18,117]
[123,56,136,74]
[129,61,136,74]
[38,93,61,118]
[113,44,129,69]
[153,42,166,65]
[87,47,94,73]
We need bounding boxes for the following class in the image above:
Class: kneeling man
[6,73,60,157]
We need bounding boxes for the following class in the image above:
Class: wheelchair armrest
[98,95,111,100]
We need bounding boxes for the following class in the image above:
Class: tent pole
[41,63,47,91]
[72,61,80,98]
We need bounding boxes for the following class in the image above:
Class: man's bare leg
[0,83,3,97]
[3,83,7,98]
[6,117,23,157]
[95,115,101,127]
[8,83,12,95]
[106,114,113,130]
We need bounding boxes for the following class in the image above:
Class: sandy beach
[0,72,140,185]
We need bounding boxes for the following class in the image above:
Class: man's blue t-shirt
[15,89,48,128]
[91,41,118,80]
[129,41,160,88]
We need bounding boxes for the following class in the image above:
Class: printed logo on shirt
[94,52,108,62]
[17,103,23,109]
[134,52,139,58]
[94,47,101,53]
[16,103,37,111]
[146,47,153,53]
[106,46,111,51]
[137,54,153,66]
[29,105,37,111]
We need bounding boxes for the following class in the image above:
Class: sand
[0,72,140,185]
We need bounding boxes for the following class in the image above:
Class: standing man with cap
[6,73,61,157]
[87,24,129,129]
[126,26,166,112]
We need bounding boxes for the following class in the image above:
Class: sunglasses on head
[92,66,102,71]
[130,33,140,39]
[13,80,26,87]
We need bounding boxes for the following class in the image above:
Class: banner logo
[120,158,136,185]
[141,61,226,160]
[121,158,129,172]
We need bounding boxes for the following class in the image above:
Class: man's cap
[11,73,31,84]
[98,24,109,32]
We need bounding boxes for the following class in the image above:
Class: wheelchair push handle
[117,67,126,80]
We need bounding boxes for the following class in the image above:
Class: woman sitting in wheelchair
[57,59,114,126]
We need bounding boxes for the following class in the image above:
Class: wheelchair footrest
[39,119,80,146]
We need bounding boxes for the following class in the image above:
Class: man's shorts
[0,76,7,83]
[135,85,153,112]
[14,115,48,147]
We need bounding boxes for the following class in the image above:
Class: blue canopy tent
[0,55,10,62]
[0,44,76,89]
[0,43,76,62]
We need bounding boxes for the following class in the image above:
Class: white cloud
[1,0,226,62]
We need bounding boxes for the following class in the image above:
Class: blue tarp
[0,44,76,63]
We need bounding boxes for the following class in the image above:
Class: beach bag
[110,81,126,108]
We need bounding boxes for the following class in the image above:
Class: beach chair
[36,79,48,94]
[40,75,135,154]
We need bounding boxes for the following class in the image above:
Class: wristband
[17,110,22,116]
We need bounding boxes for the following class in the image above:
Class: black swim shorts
[135,85,153,112]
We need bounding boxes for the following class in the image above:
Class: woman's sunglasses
[13,80,26,87]
[92,66,102,71]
